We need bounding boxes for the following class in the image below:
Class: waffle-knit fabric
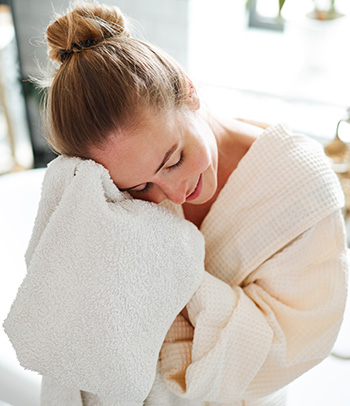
[145,124,348,406]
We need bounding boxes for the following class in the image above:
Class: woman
[29,1,350,405]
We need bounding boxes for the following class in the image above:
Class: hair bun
[46,1,130,64]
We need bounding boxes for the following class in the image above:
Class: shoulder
[256,124,329,175]
[240,123,345,214]
[217,124,345,258]
[225,123,345,214]
[227,121,329,181]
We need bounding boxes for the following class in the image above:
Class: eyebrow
[118,143,178,192]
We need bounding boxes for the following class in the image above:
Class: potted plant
[246,0,344,21]
[279,0,343,20]
[276,0,346,71]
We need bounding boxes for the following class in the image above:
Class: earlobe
[186,77,200,111]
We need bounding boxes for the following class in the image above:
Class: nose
[162,179,188,205]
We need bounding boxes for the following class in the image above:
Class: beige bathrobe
[144,124,349,406]
[40,124,348,405]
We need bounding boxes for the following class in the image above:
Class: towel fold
[4,156,205,405]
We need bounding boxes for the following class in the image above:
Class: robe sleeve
[159,210,348,403]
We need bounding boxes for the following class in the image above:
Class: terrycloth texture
[144,124,349,406]
[3,156,205,406]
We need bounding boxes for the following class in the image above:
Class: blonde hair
[42,1,189,157]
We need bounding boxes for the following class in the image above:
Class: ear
[186,76,200,111]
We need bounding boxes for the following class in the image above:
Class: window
[247,0,284,31]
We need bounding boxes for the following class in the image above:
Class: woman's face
[91,106,219,205]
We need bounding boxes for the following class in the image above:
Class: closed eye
[132,183,151,194]
[126,153,184,195]
[167,153,184,170]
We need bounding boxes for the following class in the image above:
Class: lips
[186,174,203,202]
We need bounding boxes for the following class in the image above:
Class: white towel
[3,156,205,405]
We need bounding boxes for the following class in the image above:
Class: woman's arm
[160,210,348,402]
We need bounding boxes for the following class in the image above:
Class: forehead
[93,108,184,187]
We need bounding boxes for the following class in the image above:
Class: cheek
[191,141,213,174]
[192,123,217,172]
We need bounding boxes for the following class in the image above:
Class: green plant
[246,0,341,20]
[307,0,341,20]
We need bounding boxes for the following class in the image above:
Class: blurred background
[1,0,350,405]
